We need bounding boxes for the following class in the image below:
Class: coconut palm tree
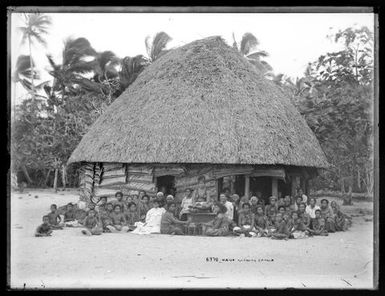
[12,55,50,117]
[117,55,149,95]
[46,37,100,101]
[232,32,273,75]
[92,51,122,103]
[145,32,172,62]
[94,51,120,82]
[18,13,52,99]
[13,55,39,92]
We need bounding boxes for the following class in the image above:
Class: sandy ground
[9,188,375,289]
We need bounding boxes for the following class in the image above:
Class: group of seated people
[35,188,352,239]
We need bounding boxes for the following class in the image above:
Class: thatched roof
[68,36,329,168]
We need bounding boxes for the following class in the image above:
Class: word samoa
[206,257,274,263]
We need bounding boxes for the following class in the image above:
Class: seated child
[113,191,127,212]
[233,202,256,237]
[138,195,151,221]
[96,196,108,214]
[320,199,336,233]
[86,202,96,213]
[179,188,194,221]
[249,196,259,215]
[100,202,114,232]
[81,209,103,236]
[308,209,328,236]
[131,194,139,205]
[289,211,307,239]
[330,201,351,231]
[293,196,303,211]
[47,204,63,229]
[238,195,250,212]
[106,205,129,233]
[35,215,53,237]
[63,203,80,227]
[201,203,230,236]
[253,205,269,237]
[160,202,188,235]
[264,196,278,216]
[271,213,290,240]
[266,208,277,237]
[278,205,286,216]
[125,202,141,231]
[283,212,292,228]
[277,195,286,207]
[297,203,311,230]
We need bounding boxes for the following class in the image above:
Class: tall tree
[292,26,374,199]
[18,13,52,99]
[46,37,101,104]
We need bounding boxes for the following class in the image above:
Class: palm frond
[232,32,238,50]
[240,32,259,56]
[62,37,97,66]
[68,60,98,74]
[247,50,269,60]
[148,32,172,61]
[260,60,273,72]
[145,36,152,58]
[35,80,51,90]
[97,51,118,74]
[18,13,51,47]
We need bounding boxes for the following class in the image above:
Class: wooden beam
[245,175,250,198]
[272,177,278,197]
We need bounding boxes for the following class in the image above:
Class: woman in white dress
[131,199,166,234]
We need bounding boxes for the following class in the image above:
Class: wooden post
[271,178,276,197]
[244,175,250,198]
[304,178,310,196]
[230,176,235,194]
[291,175,297,197]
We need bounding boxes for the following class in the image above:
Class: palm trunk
[21,163,33,184]
[61,164,67,190]
[53,168,58,193]
[44,168,52,187]
[343,182,353,205]
[28,36,36,100]
[357,166,361,190]
[365,166,373,196]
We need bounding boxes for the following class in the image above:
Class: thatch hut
[68,36,328,204]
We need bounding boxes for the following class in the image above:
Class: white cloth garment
[179,196,194,218]
[301,194,308,204]
[224,201,234,221]
[131,207,166,234]
[306,205,321,218]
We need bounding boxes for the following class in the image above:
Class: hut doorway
[250,177,272,204]
[234,175,245,197]
[156,175,176,196]
[278,179,291,197]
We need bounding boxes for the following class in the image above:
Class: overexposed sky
[11,12,374,104]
